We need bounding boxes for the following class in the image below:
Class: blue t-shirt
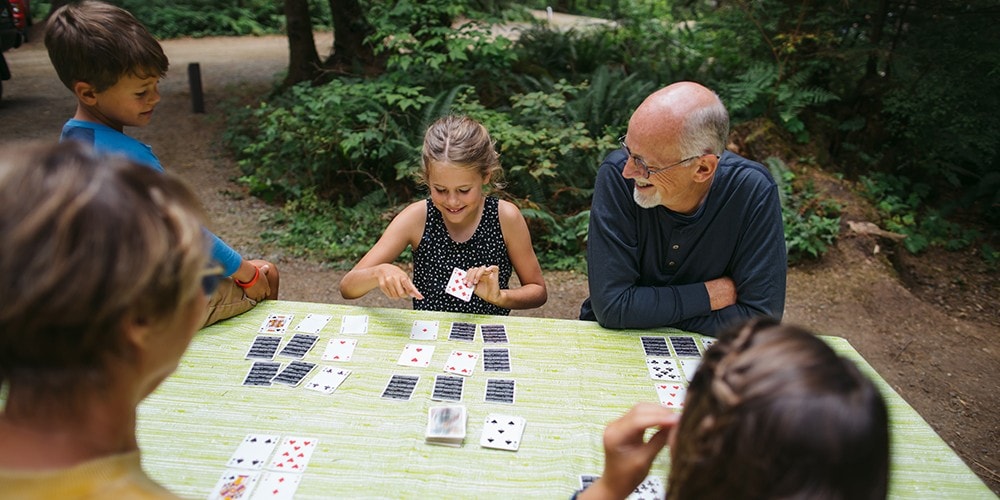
[61,119,243,277]
[580,149,787,336]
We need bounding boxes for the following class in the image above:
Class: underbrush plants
[766,158,842,263]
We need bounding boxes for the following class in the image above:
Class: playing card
[484,378,516,404]
[670,336,701,357]
[645,357,682,381]
[679,358,701,382]
[267,436,319,473]
[480,413,526,451]
[245,335,281,361]
[305,366,351,394]
[321,338,358,362]
[271,361,316,387]
[208,469,260,500]
[627,475,666,500]
[447,321,476,342]
[579,474,600,490]
[482,348,511,372]
[381,374,420,401]
[480,324,509,344]
[242,361,281,387]
[425,405,467,447]
[226,434,280,470]
[340,314,368,335]
[410,320,439,340]
[431,374,464,402]
[397,343,435,368]
[250,471,301,500]
[640,336,671,356]
[444,350,479,377]
[259,313,293,334]
[294,313,332,334]
[701,337,717,351]
[276,333,319,359]
[654,383,687,409]
[444,267,474,302]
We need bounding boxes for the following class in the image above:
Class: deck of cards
[425,405,467,447]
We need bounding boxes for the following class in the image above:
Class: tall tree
[326,0,382,73]
[282,0,321,87]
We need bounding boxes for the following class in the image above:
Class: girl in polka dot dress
[339,115,547,315]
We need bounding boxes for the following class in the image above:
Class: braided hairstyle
[667,318,889,500]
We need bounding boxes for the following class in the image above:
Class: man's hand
[705,276,737,311]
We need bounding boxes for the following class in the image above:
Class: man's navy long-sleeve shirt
[579,149,787,336]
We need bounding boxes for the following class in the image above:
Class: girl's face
[426,161,489,226]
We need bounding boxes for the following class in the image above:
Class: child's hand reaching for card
[375,263,424,300]
[466,265,502,304]
[580,403,680,500]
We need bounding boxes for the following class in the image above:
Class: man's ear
[692,154,718,183]
[121,313,152,353]
[73,81,99,106]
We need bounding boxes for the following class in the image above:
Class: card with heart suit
[208,469,260,500]
[227,433,280,470]
[397,344,435,368]
[305,366,351,395]
[321,338,358,362]
[654,383,687,409]
[250,471,302,500]
[410,320,439,340]
[627,475,666,500]
[480,413,526,451]
[267,436,319,472]
[294,313,332,334]
[340,314,368,335]
[245,335,281,361]
[444,267,474,302]
[444,350,479,377]
[259,313,293,334]
[645,357,682,381]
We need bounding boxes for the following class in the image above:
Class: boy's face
[79,73,161,131]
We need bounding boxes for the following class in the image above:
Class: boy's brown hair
[45,0,168,92]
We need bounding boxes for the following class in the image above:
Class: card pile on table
[425,405,468,447]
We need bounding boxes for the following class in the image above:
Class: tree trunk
[325,0,383,74]
[282,0,321,87]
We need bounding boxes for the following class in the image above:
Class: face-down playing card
[482,347,511,372]
[431,374,465,402]
[245,335,281,361]
[669,335,701,358]
[640,336,671,356]
[242,361,282,387]
[447,321,476,342]
[480,324,509,344]
[271,361,317,387]
[484,378,516,404]
[276,333,319,359]
[227,433,280,470]
[480,413,526,451]
[381,374,420,401]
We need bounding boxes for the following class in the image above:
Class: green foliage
[97,0,296,38]
[766,158,842,262]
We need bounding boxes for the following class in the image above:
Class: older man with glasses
[580,81,786,336]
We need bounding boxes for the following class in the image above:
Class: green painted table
[137,301,994,499]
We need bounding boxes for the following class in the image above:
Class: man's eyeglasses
[618,135,707,179]
[200,265,225,297]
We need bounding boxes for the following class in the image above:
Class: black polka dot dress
[412,197,513,315]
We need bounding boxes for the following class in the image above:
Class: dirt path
[2,31,996,493]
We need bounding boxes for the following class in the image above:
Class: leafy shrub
[766,157,842,262]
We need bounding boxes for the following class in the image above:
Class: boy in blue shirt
[45,0,280,327]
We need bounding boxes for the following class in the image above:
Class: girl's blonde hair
[420,115,504,189]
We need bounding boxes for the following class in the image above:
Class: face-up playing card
[267,436,318,473]
[679,358,701,382]
[208,469,260,500]
[242,361,281,387]
[701,337,717,351]
[579,474,600,490]
[251,471,302,500]
[670,336,701,358]
[480,413,526,451]
[227,434,280,470]
[480,324,509,344]
[381,374,420,401]
[444,267,474,302]
[447,322,476,342]
[645,357,682,381]
[321,338,358,362]
[655,383,687,409]
[259,313,293,334]
[340,314,368,335]
[305,366,352,394]
[482,348,512,372]
[397,343,435,368]
[444,350,479,377]
[627,475,666,500]
[484,378,516,404]
[431,374,465,402]
[276,333,319,359]
[410,320,439,340]
[640,336,671,356]
[245,335,281,361]
[271,361,316,387]
[294,313,332,334]
[425,405,467,447]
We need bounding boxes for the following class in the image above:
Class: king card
[480,413,526,451]
[259,313,293,334]
[425,405,467,447]
[208,469,260,500]
[444,267,474,302]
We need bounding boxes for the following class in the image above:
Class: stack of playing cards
[425,405,467,447]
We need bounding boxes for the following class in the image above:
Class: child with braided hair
[580,318,890,500]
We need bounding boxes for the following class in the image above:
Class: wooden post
[188,62,205,114]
